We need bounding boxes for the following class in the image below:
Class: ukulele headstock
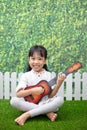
[64,61,82,76]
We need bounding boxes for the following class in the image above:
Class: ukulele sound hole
[30,95,34,100]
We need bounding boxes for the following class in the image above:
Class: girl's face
[29,52,46,72]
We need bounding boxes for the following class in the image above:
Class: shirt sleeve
[16,74,28,92]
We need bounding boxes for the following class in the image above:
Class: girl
[10,45,66,126]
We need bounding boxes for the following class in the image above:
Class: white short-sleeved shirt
[16,69,56,103]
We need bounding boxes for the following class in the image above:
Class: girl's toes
[51,114,57,121]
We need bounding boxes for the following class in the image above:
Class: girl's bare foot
[46,112,57,121]
[15,111,30,126]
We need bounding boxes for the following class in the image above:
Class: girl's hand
[31,87,44,95]
[56,73,66,85]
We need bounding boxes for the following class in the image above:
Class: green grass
[0,100,87,130]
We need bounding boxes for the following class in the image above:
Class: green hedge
[0,0,87,73]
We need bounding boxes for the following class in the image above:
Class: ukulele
[24,61,82,104]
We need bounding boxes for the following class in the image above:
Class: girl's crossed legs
[10,96,64,125]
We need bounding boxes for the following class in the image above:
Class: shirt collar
[31,69,46,75]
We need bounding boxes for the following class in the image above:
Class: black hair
[26,45,48,71]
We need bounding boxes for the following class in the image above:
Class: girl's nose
[34,59,38,63]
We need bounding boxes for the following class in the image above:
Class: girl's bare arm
[16,87,44,98]
[49,73,66,98]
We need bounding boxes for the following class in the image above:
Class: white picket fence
[0,72,87,100]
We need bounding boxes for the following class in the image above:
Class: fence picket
[4,72,10,99]
[74,72,81,100]
[82,72,87,100]
[18,72,23,82]
[0,72,3,99]
[65,74,73,100]
[11,72,17,97]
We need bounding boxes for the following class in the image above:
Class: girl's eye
[38,58,42,60]
[31,57,35,60]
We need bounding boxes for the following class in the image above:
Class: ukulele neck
[48,76,57,87]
